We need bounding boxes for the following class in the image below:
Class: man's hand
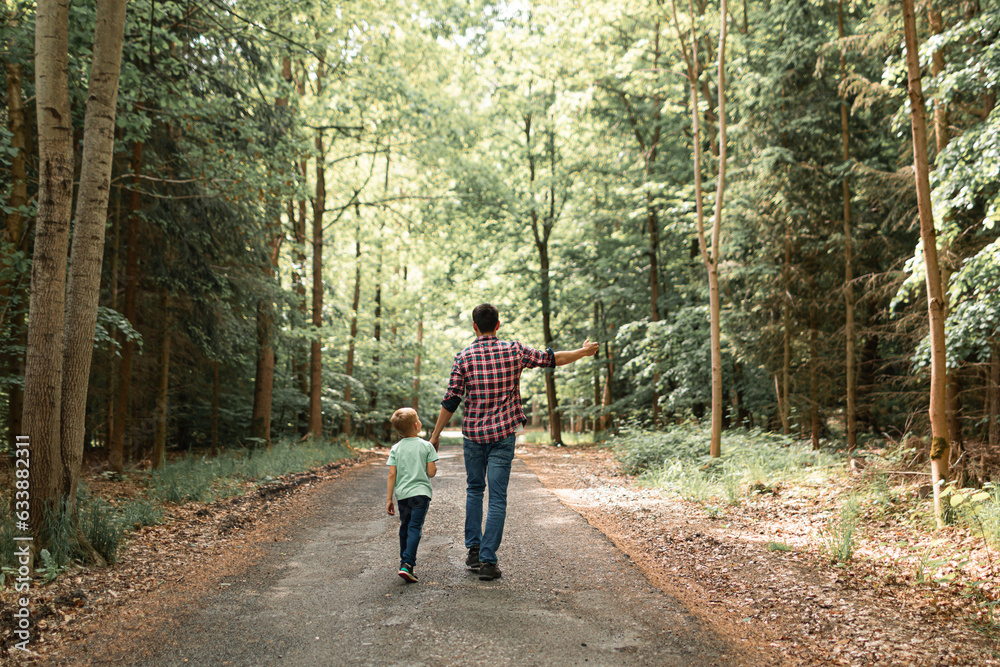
[554,339,601,366]
[429,406,454,451]
[387,499,395,515]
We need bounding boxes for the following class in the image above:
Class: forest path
[121,443,738,666]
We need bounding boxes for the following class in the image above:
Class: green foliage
[148,439,354,504]
[79,498,128,565]
[612,425,839,503]
[40,500,77,571]
[767,541,793,553]
[35,549,69,584]
[118,498,164,531]
[823,495,860,564]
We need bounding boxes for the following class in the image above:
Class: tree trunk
[59,0,128,525]
[24,0,75,542]
[838,0,857,453]
[4,57,28,451]
[539,242,561,444]
[648,20,664,428]
[780,230,792,435]
[593,303,601,431]
[523,112,562,445]
[295,64,309,434]
[708,0,728,459]
[902,0,950,528]
[250,233,281,448]
[928,8,963,455]
[809,292,820,450]
[691,0,726,458]
[367,147,391,435]
[151,291,171,470]
[412,312,423,411]
[110,138,141,472]
[989,342,999,449]
[250,294,275,447]
[105,185,122,451]
[211,361,220,457]
[250,53,293,446]
[308,126,325,438]
[369,237,383,419]
[343,228,361,435]
[601,333,614,433]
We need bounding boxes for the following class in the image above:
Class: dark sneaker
[478,562,502,581]
[465,546,481,569]
[398,563,417,583]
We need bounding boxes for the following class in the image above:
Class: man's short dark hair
[472,303,499,333]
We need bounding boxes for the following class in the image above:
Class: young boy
[386,407,438,583]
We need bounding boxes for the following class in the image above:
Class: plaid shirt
[441,336,555,443]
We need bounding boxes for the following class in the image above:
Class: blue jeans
[463,433,516,564]
[397,495,430,567]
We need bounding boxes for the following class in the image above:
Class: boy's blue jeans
[463,433,516,564]
[397,495,430,567]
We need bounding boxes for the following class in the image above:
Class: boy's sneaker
[398,563,418,583]
[465,546,481,569]
[478,562,502,581]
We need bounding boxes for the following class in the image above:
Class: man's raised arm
[554,339,599,366]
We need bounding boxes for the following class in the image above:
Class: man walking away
[429,303,598,580]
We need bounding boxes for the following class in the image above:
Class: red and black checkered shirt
[441,336,555,443]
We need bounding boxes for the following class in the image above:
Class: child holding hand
[386,407,438,582]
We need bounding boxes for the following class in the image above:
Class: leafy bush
[611,424,840,503]
[612,423,707,475]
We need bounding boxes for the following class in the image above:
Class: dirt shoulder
[517,444,999,667]
[0,452,380,666]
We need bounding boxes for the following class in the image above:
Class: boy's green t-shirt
[387,437,439,500]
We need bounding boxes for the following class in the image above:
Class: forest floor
[518,443,1000,667]
[3,441,999,666]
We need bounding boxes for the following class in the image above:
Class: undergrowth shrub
[611,424,840,503]
[147,438,353,504]
[79,497,127,565]
[823,495,859,563]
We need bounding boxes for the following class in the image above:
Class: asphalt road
[132,444,733,666]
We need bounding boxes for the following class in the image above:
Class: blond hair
[390,407,419,435]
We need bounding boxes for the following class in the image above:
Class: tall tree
[686,0,727,457]
[24,0,127,556]
[838,0,858,453]
[342,223,361,435]
[3,29,29,451]
[524,109,563,444]
[902,0,949,528]
[307,54,326,438]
